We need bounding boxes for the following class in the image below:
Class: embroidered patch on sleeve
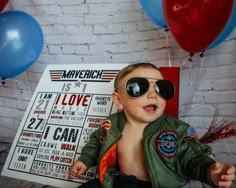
[154,130,177,158]
[100,120,111,142]
[187,127,198,139]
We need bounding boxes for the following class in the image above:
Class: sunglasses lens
[155,80,175,100]
[126,77,149,97]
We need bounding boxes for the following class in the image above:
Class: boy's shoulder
[161,114,195,135]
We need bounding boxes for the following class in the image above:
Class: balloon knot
[164,27,169,32]
[0,78,6,87]
[188,53,194,62]
[200,50,205,58]
[188,57,192,62]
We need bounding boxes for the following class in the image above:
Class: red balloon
[0,0,9,12]
[163,0,234,53]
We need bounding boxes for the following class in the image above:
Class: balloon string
[168,51,172,67]
[165,27,169,46]
[191,54,205,111]
[165,27,172,67]
[188,61,192,89]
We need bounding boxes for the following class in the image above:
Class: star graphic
[74,80,82,88]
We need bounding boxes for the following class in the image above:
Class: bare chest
[117,125,150,180]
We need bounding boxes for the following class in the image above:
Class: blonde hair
[114,63,161,89]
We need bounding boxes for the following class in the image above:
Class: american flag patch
[187,127,198,139]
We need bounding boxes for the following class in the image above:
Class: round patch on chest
[154,130,177,158]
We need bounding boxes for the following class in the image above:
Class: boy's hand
[68,160,87,180]
[210,162,235,188]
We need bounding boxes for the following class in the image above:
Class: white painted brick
[37,54,56,64]
[100,34,129,43]
[202,54,235,67]
[62,45,76,54]
[45,5,62,15]
[0,87,22,99]
[76,45,89,55]
[43,25,66,35]
[46,35,98,44]
[0,98,17,109]
[17,100,30,111]
[217,104,236,116]
[149,39,169,50]
[35,16,57,25]
[0,127,17,142]
[0,107,19,119]
[112,52,142,63]
[48,45,62,54]
[82,55,111,64]
[25,6,60,15]
[15,80,32,91]
[122,23,137,33]
[119,41,148,52]
[0,117,18,130]
[31,0,57,5]
[94,25,107,34]
[53,55,83,64]
[55,16,84,25]
[207,39,236,54]
[87,0,134,3]
[198,80,213,91]
[116,13,144,23]
[204,91,236,103]
[89,44,105,55]
[118,44,133,53]
[137,21,157,31]
[108,24,122,34]
[129,30,160,41]
[78,26,93,34]
[212,79,236,90]
[103,44,118,54]
[14,72,29,81]
[89,4,121,14]
[20,90,34,101]
[62,5,88,14]
[27,72,43,83]
[185,104,215,116]
[66,25,80,34]
[11,0,34,6]
[85,15,112,24]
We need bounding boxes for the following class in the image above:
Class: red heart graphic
[163,0,234,53]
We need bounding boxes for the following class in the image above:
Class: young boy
[69,63,235,188]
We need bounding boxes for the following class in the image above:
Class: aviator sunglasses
[116,77,175,100]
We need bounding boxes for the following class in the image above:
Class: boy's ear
[112,92,123,110]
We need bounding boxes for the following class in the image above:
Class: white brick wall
[0,0,235,187]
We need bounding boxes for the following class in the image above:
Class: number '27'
[27,118,44,130]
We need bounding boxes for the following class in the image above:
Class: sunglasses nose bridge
[147,81,159,98]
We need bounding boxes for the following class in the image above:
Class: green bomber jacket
[79,112,216,188]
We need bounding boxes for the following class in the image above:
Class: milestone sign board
[2,64,128,188]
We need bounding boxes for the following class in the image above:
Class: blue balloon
[0,10,44,79]
[139,0,166,28]
[207,0,236,49]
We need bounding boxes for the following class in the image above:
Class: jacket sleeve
[176,127,216,186]
[79,127,103,168]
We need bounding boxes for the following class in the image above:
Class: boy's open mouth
[143,104,157,111]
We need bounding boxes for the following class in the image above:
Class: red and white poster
[2,64,128,188]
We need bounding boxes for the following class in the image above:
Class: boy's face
[113,67,166,125]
